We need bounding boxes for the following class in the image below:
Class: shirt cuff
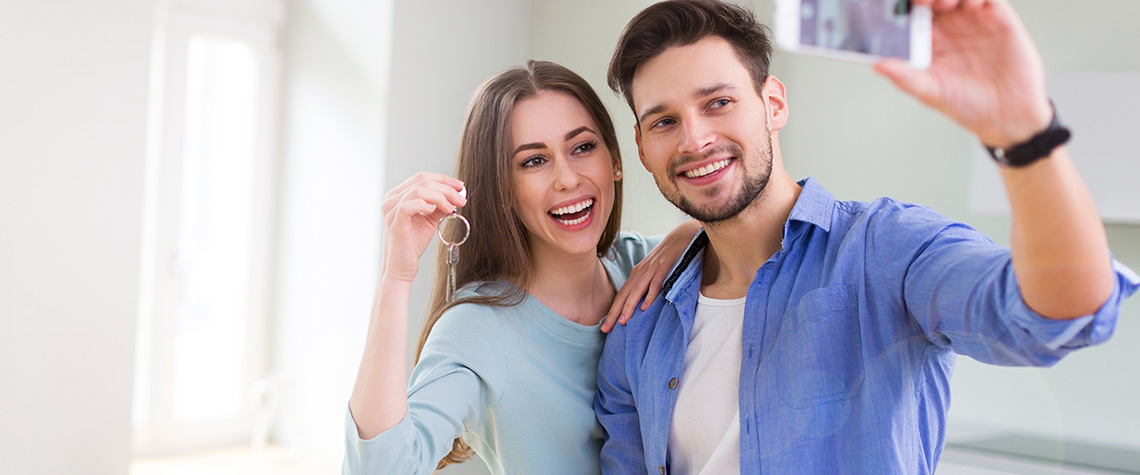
[1006,258,1140,351]
[344,405,417,474]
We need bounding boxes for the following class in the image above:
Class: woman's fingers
[603,268,640,332]
[603,274,648,332]
[384,174,467,221]
[603,221,701,332]
[381,172,467,282]
[602,254,668,332]
[385,171,463,201]
[640,270,667,312]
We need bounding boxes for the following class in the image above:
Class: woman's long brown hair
[415,60,623,470]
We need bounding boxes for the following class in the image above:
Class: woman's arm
[348,172,466,438]
[601,220,702,332]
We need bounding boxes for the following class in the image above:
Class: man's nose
[678,117,714,156]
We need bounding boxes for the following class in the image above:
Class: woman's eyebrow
[513,126,596,155]
[513,141,546,155]
[564,126,595,141]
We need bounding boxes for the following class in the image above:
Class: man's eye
[711,98,731,109]
[652,118,675,129]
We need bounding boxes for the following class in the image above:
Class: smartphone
[775,0,931,69]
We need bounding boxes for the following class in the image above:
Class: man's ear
[764,75,789,131]
[634,123,649,170]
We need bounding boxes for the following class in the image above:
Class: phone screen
[798,0,912,60]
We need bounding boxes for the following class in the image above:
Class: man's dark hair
[607,0,774,117]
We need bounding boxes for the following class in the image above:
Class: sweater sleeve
[343,303,507,474]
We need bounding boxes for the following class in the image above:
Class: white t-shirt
[666,293,745,474]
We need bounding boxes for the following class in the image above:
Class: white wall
[0,1,154,474]
[272,0,394,461]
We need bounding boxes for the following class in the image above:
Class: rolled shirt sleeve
[868,201,1139,366]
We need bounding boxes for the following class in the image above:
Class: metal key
[437,213,470,303]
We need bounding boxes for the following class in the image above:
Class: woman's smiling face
[509,90,619,260]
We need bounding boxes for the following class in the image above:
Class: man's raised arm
[875,0,1113,319]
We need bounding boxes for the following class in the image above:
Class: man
[595,0,1139,473]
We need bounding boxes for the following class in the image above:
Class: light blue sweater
[344,232,659,474]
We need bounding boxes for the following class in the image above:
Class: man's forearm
[1001,146,1114,319]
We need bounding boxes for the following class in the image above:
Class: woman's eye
[521,156,547,168]
[573,141,597,154]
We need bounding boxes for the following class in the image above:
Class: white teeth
[550,198,594,216]
[683,159,731,179]
[555,211,590,226]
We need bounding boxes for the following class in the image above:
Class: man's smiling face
[631,36,779,223]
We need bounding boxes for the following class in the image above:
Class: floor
[130,445,1136,475]
[130,446,340,475]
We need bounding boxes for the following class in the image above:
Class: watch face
[987,145,1010,165]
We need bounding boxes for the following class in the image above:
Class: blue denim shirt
[595,178,1139,474]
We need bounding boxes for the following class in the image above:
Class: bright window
[135,0,283,454]
[172,35,259,424]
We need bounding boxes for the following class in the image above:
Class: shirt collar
[661,177,836,299]
[786,177,835,233]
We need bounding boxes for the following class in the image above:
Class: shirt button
[659,465,666,474]
[668,377,678,390]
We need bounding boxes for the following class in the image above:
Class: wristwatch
[985,103,1071,167]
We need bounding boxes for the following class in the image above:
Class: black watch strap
[986,103,1072,167]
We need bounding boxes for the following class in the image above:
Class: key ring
[438,213,470,247]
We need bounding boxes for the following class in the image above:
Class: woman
[344,60,697,474]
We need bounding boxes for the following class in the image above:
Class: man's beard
[656,138,773,223]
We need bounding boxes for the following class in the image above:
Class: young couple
[346,0,1139,473]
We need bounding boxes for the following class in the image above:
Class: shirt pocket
[771,284,862,410]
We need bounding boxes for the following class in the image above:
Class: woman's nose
[551,155,582,191]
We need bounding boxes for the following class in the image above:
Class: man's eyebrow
[637,84,737,124]
[695,83,734,99]
[638,105,666,125]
